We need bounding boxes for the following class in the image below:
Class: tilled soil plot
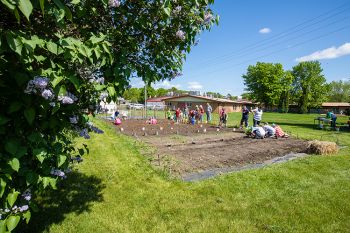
[141,132,308,177]
[109,119,309,178]
[112,119,234,136]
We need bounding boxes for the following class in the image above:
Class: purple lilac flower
[204,11,213,24]
[33,76,49,89]
[79,128,90,139]
[71,157,83,163]
[51,168,67,178]
[19,205,29,212]
[173,6,182,14]
[58,92,77,104]
[87,122,104,134]
[69,116,78,124]
[176,30,186,40]
[109,0,120,7]
[41,89,53,100]
[22,190,32,201]
[99,92,108,101]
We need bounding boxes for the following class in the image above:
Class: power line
[190,1,350,67]
[191,14,350,71]
[186,25,350,79]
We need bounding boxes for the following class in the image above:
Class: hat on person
[271,123,276,127]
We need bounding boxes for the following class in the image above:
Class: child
[219,108,228,128]
[272,123,289,138]
[114,117,122,125]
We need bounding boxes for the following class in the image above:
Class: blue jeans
[206,112,211,122]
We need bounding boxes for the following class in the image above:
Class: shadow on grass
[18,171,105,233]
[273,122,316,130]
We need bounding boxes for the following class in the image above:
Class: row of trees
[242,61,348,113]
[122,86,238,103]
[0,0,217,231]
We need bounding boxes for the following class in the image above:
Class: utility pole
[144,83,147,119]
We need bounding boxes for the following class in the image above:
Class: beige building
[164,94,256,113]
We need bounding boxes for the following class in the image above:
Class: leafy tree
[241,92,253,100]
[278,71,295,113]
[0,0,217,231]
[123,88,141,103]
[292,61,329,113]
[327,80,350,102]
[242,62,285,107]
[139,85,156,103]
[155,88,169,97]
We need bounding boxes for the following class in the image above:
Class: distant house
[164,94,256,113]
[321,102,350,114]
[146,96,171,109]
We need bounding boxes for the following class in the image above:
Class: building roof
[163,94,255,104]
[146,96,172,102]
[322,102,350,107]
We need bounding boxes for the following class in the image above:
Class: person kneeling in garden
[263,123,276,138]
[272,124,289,138]
[251,126,266,139]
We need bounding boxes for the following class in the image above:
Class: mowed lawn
[20,113,350,233]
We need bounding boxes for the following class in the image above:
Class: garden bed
[112,119,309,178]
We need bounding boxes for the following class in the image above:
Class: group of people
[167,103,213,125]
[248,123,289,139]
[240,106,263,128]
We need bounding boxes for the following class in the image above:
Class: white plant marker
[203,128,207,133]
[160,127,163,131]
[217,128,220,132]
[142,127,145,131]
[120,128,124,132]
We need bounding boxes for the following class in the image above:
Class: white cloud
[259,27,271,34]
[154,80,181,89]
[188,81,203,90]
[296,43,350,62]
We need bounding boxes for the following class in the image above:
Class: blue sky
[132,0,350,96]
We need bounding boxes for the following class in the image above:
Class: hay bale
[307,140,338,155]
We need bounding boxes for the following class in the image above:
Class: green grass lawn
[20,113,350,233]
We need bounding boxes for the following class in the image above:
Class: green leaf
[14,8,20,23]
[39,0,45,15]
[46,41,58,54]
[1,0,16,10]
[26,172,39,186]
[57,155,66,167]
[0,178,6,198]
[24,107,35,125]
[0,115,10,125]
[0,220,6,233]
[64,6,72,21]
[67,76,80,91]
[163,7,171,16]
[6,216,20,232]
[58,85,67,96]
[51,75,64,88]
[71,0,80,4]
[23,211,31,224]
[42,177,56,189]
[5,140,19,155]
[18,0,33,21]
[107,86,116,97]
[6,33,22,55]
[7,101,22,113]
[33,148,47,163]
[78,148,84,155]
[8,158,20,172]
[7,190,19,207]
[53,0,65,9]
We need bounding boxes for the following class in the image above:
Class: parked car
[128,103,144,110]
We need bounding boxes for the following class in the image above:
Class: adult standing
[206,103,212,123]
[251,106,263,127]
[240,106,249,128]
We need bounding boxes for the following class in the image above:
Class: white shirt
[253,109,263,121]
